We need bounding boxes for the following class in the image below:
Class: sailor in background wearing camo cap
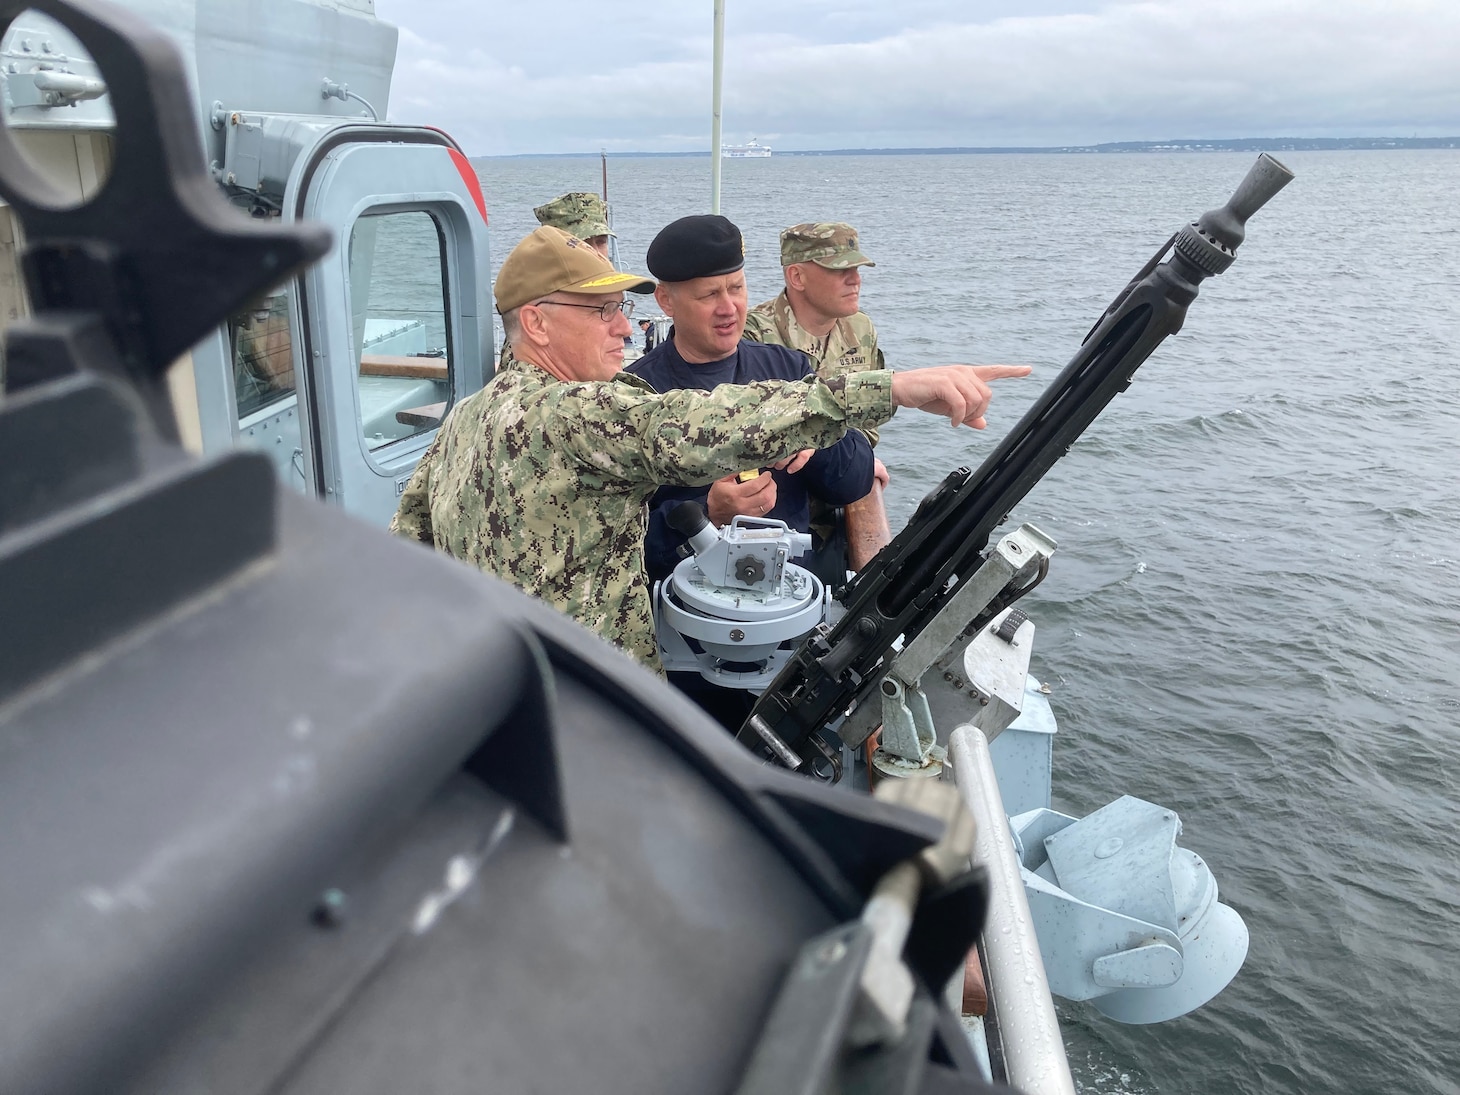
[743,222,1018,567]
[533,192,615,258]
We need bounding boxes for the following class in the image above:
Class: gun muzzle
[1174,153,1294,277]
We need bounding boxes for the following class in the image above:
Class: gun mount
[736,153,1294,777]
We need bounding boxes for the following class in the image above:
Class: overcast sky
[372,0,1459,156]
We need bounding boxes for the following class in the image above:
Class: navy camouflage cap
[779,222,875,269]
[533,192,615,240]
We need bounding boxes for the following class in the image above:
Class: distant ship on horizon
[722,138,771,158]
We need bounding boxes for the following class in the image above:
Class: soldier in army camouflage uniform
[742,222,890,562]
[742,222,887,443]
[392,225,1028,671]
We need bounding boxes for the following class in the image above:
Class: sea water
[472,150,1460,1095]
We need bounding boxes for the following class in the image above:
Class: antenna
[710,0,724,213]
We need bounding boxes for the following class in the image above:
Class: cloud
[378,0,1460,154]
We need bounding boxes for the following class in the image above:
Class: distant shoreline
[475,136,1460,161]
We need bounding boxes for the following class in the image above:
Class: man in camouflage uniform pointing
[391,225,1029,671]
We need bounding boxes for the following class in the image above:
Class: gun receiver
[736,154,1294,777]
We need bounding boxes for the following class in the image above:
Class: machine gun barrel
[736,154,1294,776]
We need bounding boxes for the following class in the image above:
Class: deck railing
[949,725,1076,1095]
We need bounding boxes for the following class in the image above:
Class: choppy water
[473,150,1460,1095]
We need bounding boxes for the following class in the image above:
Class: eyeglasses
[533,299,635,322]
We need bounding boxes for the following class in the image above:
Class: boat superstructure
[2,0,492,528]
[0,1,1279,1091]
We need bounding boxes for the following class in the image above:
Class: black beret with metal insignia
[645,214,745,282]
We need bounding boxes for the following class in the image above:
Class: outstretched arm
[547,372,896,488]
[545,365,1028,490]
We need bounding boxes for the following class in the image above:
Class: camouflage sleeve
[545,371,894,488]
[865,328,886,447]
[864,318,886,373]
[846,316,886,447]
[388,434,440,543]
[741,307,775,344]
[867,340,887,441]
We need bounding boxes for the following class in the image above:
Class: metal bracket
[1010,797,1250,1024]
[958,606,1037,740]
[894,523,1056,683]
[873,675,943,777]
[842,523,1057,756]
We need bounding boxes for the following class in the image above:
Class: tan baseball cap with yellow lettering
[495,226,655,314]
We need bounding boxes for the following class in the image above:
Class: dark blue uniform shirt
[628,335,874,582]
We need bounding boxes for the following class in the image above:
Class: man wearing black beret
[630,215,877,586]
[628,214,879,727]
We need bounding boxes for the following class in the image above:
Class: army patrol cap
[646,214,745,282]
[495,227,654,314]
[533,191,615,240]
[780,222,876,270]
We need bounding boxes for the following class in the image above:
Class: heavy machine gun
[736,154,1294,778]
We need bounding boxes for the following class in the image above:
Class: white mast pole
[710,0,725,213]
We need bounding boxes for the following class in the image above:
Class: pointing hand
[889,364,1032,429]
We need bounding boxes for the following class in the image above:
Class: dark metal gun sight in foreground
[736,154,1295,775]
[0,0,329,438]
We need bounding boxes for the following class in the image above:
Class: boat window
[231,289,294,417]
[349,210,452,451]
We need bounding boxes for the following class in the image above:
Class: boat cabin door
[286,126,491,526]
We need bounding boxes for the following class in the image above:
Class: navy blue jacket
[628,335,874,582]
